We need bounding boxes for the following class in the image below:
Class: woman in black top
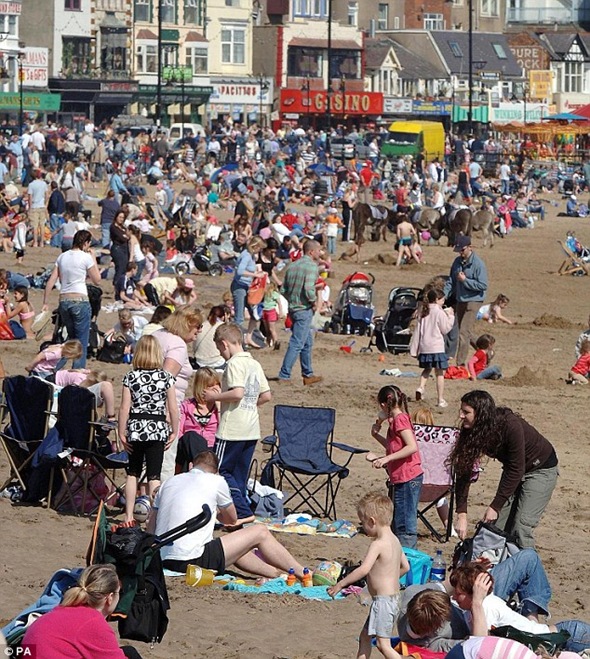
[450,390,558,548]
[175,227,195,254]
[257,237,281,286]
[110,210,130,298]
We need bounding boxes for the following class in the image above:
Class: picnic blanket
[256,514,357,538]
[224,577,343,601]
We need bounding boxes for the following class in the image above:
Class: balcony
[507,6,590,24]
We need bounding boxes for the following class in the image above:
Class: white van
[168,122,206,143]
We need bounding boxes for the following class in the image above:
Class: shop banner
[280,89,383,115]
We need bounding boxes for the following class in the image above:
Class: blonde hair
[61,340,83,360]
[118,309,133,323]
[411,406,435,426]
[80,369,108,387]
[192,367,221,403]
[132,335,163,369]
[357,491,393,527]
[247,236,266,254]
[61,564,119,609]
[214,322,243,346]
[161,305,203,341]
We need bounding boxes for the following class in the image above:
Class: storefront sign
[0,2,21,14]
[509,45,549,72]
[528,71,552,100]
[412,99,452,115]
[280,89,383,115]
[101,81,139,92]
[491,102,548,123]
[22,47,48,88]
[383,97,412,114]
[0,91,61,111]
[210,80,271,105]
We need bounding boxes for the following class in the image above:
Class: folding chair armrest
[331,442,369,455]
[262,434,277,446]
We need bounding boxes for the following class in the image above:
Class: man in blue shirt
[443,236,488,366]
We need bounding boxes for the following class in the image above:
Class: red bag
[247,273,268,306]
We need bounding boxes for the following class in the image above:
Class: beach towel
[256,514,358,538]
[224,577,343,601]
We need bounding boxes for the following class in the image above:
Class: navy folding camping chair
[48,385,126,515]
[0,376,54,493]
[261,405,368,520]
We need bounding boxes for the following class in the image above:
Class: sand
[1,191,590,658]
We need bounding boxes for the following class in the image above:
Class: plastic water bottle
[286,568,297,587]
[429,550,446,583]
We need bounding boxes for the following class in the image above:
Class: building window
[96,0,126,9]
[184,0,201,24]
[0,14,17,35]
[62,37,91,76]
[330,49,361,79]
[393,16,400,29]
[287,46,322,77]
[162,45,178,67]
[492,43,507,59]
[481,0,499,16]
[221,26,245,64]
[225,0,240,5]
[186,46,207,73]
[101,29,128,74]
[136,43,157,73]
[377,3,388,29]
[160,0,176,23]
[424,13,444,29]
[293,0,328,18]
[449,41,463,57]
[134,0,150,22]
[348,1,358,26]
[564,61,583,93]
[65,0,81,9]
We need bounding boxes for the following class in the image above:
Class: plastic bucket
[185,565,216,587]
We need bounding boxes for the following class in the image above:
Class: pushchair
[174,242,224,277]
[326,272,375,336]
[362,286,421,354]
[51,284,103,358]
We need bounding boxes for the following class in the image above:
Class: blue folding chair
[0,376,54,493]
[261,405,368,520]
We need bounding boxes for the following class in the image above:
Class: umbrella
[309,162,335,175]
[210,161,239,183]
[542,112,589,122]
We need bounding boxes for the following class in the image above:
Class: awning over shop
[452,105,489,123]
[0,91,61,112]
[135,85,213,105]
[93,93,134,105]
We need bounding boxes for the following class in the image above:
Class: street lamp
[0,52,24,137]
[156,0,163,127]
[301,76,311,126]
[255,75,269,128]
[164,65,192,139]
[326,0,332,139]
[339,75,346,126]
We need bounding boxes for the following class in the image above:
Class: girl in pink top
[411,288,455,408]
[367,385,423,548]
[179,366,221,447]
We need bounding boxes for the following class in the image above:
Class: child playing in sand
[204,322,271,526]
[328,492,409,659]
[366,385,423,549]
[118,335,178,526]
[396,215,420,268]
[6,286,35,338]
[411,288,455,408]
[567,337,590,384]
[324,206,344,255]
[468,334,502,380]
[179,367,221,447]
[477,293,512,324]
[25,339,83,379]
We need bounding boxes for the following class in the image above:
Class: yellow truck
[381,120,445,161]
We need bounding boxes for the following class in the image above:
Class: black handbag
[491,625,570,656]
[118,572,169,644]
[97,335,126,364]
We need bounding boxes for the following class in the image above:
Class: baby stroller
[174,242,223,277]
[51,284,103,357]
[326,272,375,335]
[363,286,421,354]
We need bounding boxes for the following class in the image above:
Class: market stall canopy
[572,104,590,119]
[542,112,589,121]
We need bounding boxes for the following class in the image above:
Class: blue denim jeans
[101,222,111,248]
[391,473,423,549]
[231,279,249,326]
[556,619,590,653]
[490,548,552,616]
[501,179,510,195]
[49,214,62,248]
[278,308,314,380]
[477,365,502,379]
[58,299,91,368]
[327,235,337,255]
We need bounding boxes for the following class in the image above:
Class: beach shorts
[29,208,46,230]
[262,308,278,323]
[399,237,412,247]
[364,594,401,638]
[162,537,226,575]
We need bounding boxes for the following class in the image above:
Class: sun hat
[182,278,195,289]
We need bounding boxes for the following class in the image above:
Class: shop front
[278,89,383,127]
[0,90,61,127]
[207,79,272,128]
[133,84,212,127]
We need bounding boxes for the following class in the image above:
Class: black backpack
[452,521,521,569]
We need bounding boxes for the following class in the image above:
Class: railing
[507,6,582,23]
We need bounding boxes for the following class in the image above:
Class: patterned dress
[122,368,175,443]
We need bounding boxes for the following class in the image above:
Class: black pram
[363,286,421,354]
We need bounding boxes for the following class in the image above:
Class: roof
[430,31,523,77]
[288,37,362,50]
[388,37,448,80]
[185,31,208,43]
[136,28,157,40]
[364,38,398,70]
[540,32,590,60]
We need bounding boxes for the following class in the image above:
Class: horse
[470,208,496,247]
[414,208,444,242]
[352,203,398,259]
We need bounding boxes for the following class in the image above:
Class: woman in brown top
[110,210,130,298]
[450,390,558,549]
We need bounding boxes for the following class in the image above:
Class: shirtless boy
[396,215,420,267]
[328,492,410,659]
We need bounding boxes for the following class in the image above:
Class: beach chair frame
[557,240,590,276]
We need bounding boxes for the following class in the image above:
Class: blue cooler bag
[400,548,433,587]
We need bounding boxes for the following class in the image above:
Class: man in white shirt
[27,169,49,248]
[499,160,512,195]
[149,449,306,580]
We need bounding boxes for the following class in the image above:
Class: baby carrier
[363,286,421,354]
[326,272,375,336]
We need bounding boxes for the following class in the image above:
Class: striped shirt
[280,255,318,313]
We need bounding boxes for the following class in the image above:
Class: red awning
[573,103,590,119]
[289,38,362,50]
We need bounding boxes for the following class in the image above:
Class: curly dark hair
[448,390,513,477]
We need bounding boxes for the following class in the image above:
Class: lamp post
[326,0,332,141]
[0,52,24,137]
[163,65,192,139]
[339,75,346,127]
[302,76,311,127]
[467,0,473,135]
[256,75,269,128]
[156,0,163,127]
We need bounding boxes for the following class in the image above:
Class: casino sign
[280,89,383,117]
